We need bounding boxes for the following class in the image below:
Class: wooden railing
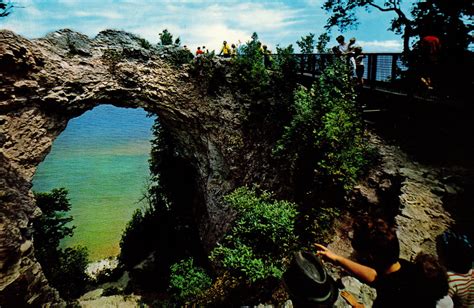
[288,53,405,86]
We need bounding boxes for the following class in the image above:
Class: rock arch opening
[32,104,155,261]
[1,29,240,305]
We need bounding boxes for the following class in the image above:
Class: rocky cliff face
[0,29,259,306]
[0,29,459,306]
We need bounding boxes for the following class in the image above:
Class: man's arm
[315,244,377,284]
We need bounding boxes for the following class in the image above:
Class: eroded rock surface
[326,132,455,307]
[0,29,254,306]
[0,29,463,306]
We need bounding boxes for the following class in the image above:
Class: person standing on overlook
[219,40,231,58]
[262,45,272,68]
[336,35,349,54]
[417,29,441,90]
[231,43,237,57]
[354,46,365,86]
[195,46,204,56]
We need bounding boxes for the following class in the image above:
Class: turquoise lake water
[32,105,155,261]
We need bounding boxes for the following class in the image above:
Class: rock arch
[0,29,243,305]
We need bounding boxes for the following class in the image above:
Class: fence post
[300,54,305,75]
[370,55,378,88]
[391,54,398,82]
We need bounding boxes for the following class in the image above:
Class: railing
[268,52,473,101]
[290,53,405,88]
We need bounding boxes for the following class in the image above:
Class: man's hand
[314,243,340,263]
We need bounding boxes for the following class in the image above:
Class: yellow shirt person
[220,41,231,58]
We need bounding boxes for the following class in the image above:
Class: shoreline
[86,257,119,279]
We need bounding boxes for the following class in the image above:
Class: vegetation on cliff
[169,257,212,302]
[115,31,374,305]
[274,58,373,191]
[210,187,298,283]
[33,188,90,300]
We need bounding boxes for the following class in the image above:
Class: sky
[0,0,409,53]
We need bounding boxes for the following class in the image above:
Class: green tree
[296,33,315,54]
[233,32,270,97]
[323,0,414,53]
[410,1,473,60]
[0,0,13,17]
[322,0,473,55]
[316,33,331,53]
[159,29,181,46]
[274,58,372,191]
[33,188,90,300]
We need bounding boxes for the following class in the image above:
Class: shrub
[271,44,298,92]
[159,29,174,46]
[210,187,298,283]
[296,33,315,54]
[233,32,270,97]
[274,58,374,191]
[33,188,90,300]
[169,258,212,302]
[137,37,152,50]
[118,199,164,270]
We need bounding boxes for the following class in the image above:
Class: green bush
[158,29,176,46]
[118,200,164,270]
[137,37,152,50]
[210,187,298,283]
[169,258,212,302]
[33,188,90,300]
[233,32,270,97]
[275,59,374,190]
[271,44,298,92]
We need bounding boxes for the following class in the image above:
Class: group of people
[194,40,272,67]
[332,35,365,86]
[195,45,209,56]
[315,217,473,307]
[194,41,238,58]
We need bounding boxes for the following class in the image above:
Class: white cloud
[357,40,402,52]
[0,1,402,53]
[74,10,123,19]
[125,2,301,51]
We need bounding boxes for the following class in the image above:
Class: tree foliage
[316,33,331,53]
[0,0,13,17]
[274,58,373,191]
[159,29,180,46]
[33,188,90,300]
[296,33,315,54]
[323,0,413,53]
[233,32,270,97]
[323,0,473,55]
[169,258,212,302]
[210,187,298,283]
[410,0,473,59]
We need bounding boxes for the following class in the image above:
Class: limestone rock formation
[0,29,253,305]
[0,28,458,306]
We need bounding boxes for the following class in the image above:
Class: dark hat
[283,251,338,307]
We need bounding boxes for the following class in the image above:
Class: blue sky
[0,0,410,52]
